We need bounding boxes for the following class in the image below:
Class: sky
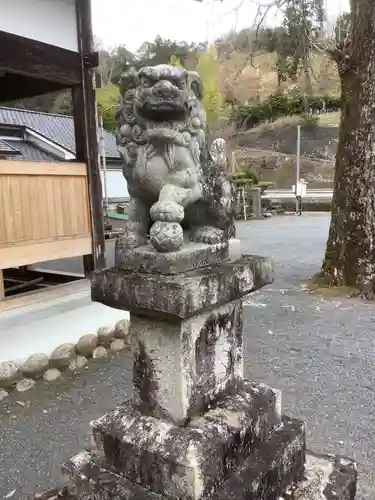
[92,0,350,53]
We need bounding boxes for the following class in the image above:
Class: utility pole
[97,104,117,226]
[295,124,301,213]
[98,113,108,218]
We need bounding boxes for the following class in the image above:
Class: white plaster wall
[101,168,129,200]
[0,0,79,52]
[0,290,129,364]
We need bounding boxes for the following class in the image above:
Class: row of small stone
[0,318,130,401]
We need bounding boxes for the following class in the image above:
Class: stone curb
[285,451,357,500]
[0,318,130,399]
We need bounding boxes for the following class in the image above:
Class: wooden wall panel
[0,160,92,269]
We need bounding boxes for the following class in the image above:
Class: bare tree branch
[221,0,287,95]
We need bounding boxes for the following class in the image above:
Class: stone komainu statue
[115,64,235,253]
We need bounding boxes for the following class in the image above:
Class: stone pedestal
[57,243,357,500]
[250,187,262,219]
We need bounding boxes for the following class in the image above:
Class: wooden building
[0,0,105,307]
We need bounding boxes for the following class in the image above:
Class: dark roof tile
[14,141,63,162]
[1,138,62,162]
[0,107,120,158]
[0,138,20,155]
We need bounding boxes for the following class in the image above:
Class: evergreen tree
[276,0,324,90]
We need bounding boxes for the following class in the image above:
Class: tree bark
[321,0,375,297]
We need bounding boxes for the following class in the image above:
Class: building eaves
[0,106,120,158]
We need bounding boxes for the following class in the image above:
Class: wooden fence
[0,160,92,298]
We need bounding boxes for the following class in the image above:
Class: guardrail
[262,189,333,200]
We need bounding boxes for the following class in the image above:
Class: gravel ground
[0,214,373,499]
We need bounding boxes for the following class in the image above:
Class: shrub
[230,90,342,130]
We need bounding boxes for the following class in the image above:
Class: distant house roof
[0,138,21,156]
[14,140,62,162]
[0,107,120,159]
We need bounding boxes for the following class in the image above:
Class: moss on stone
[302,274,360,298]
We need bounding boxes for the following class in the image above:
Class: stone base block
[115,241,229,275]
[36,451,358,500]
[214,416,305,499]
[91,255,274,319]
[62,417,305,500]
[286,452,357,500]
[89,381,281,499]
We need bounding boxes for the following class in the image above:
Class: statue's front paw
[150,200,184,223]
[192,226,225,245]
[116,235,146,251]
[116,223,148,251]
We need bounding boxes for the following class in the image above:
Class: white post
[242,188,247,221]
[295,125,301,213]
[99,114,109,217]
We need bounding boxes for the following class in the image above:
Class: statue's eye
[174,78,185,89]
[141,77,153,88]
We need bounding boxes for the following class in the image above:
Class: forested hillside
[3,12,348,130]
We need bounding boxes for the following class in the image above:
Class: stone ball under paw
[150,221,184,252]
[150,201,184,223]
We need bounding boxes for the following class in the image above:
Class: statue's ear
[119,70,139,96]
[188,71,204,101]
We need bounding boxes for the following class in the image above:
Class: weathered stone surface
[130,301,243,423]
[0,389,9,402]
[115,242,229,275]
[110,339,126,353]
[52,453,359,500]
[92,255,274,319]
[16,378,36,393]
[0,361,19,388]
[43,368,62,382]
[249,254,274,290]
[287,452,357,500]
[64,416,303,500]
[213,416,305,499]
[62,451,163,500]
[90,383,280,498]
[76,334,98,357]
[114,318,130,339]
[28,213,360,500]
[50,344,76,369]
[21,353,49,379]
[92,347,108,359]
[68,356,88,372]
[228,238,241,260]
[97,327,115,347]
[115,64,235,254]
[150,200,185,223]
[33,485,67,500]
[150,221,184,253]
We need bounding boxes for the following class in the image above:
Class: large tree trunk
[321,0,375,297]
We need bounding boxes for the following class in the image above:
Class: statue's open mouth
[139,99,188,123]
